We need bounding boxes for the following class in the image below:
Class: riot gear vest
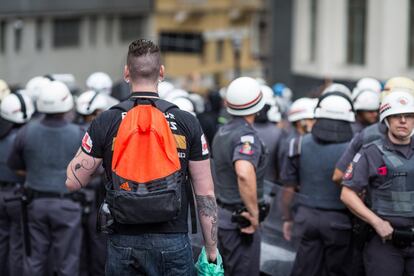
[370,139,414,217]
[213,120,267,205]
[0,129,23,183]
[24,121,81,193]
[299,134,348,210]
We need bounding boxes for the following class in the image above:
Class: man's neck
[388,131,411,145]
[130,84,158,93]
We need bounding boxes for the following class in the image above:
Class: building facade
[155,0,264,92]
[267,0,414,97]
[0,0,153,89]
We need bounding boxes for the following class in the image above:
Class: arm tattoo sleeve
[195,195,218,244]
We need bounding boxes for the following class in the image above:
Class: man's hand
[283,220,293,241]
[240,211,259,234]
[372,218,393,241]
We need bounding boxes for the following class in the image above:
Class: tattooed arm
[189,159,218,262]
[66,148,103,192]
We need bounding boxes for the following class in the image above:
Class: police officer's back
[8,81,83,276]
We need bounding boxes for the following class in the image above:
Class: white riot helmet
[353,89,380,111]
[0,79,10,102]
[383,77,414,92]
[261,85,281,122]
[37,81,74,114]
[379,90,414,122]
[25,76,51,103]
[0,92,34,123]
[354,77,382,94]
[76,90,119,115]
[171,97,196,116]
[267,99,282,122]
[165,88,189,103]
[226,77,265,116]
[188,93,205,114]
[314,93,355,122]
[322,83,352,100]
[86,72,113,95]
[288,98,318,122]
[158,81,175,99]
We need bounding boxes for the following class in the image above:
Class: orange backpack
[105,98,185,225]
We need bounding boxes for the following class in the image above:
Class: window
[35,19,43,50]
[347,0,367,65]
[120,16,144,42]
[105,16,113,44]
[409,0,414,67]
[0,21,6,54]
[89,16,97,46]
[14,19,23,52]
[216,39,224,62]
[159,32,204,53]
[310,0,317,62]
[53,18,80,48]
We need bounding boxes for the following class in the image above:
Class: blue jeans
[106,233,196,276]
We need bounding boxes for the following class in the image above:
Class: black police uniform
[212,117,268,276]
[342,136,414,276]
[283,133,352,276]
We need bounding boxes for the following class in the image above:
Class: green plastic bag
[195,247,224,276]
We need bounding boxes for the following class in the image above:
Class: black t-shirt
[81,92,209,234]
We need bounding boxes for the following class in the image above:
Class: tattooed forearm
[196,195,218,244]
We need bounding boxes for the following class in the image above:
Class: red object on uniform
[377,166,388,176]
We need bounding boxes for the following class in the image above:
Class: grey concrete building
[0,0,153,89]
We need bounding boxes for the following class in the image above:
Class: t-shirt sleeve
[188,115,210,161]
[81,114,106,158]
[341,149,370,193]
[231,133,262,169]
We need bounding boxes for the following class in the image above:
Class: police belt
[30,189,73,199]
[0,181,17,188]
[391,227,414,248]
[216,199,243,212]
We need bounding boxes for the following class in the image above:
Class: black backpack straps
[155,99,179,113]
[187,179,197,234]
[109,100,134,113]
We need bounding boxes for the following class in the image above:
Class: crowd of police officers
[0,68,414,276]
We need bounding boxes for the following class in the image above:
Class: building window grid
[35,19,43,50]
[89,16,97,46]
[346,0,367,65]
[120,16,144,42]
[0,21,6,54]
[53,18,81,48]
[105,16,114,44]
[409,0,414,67]
[216,39,224,63]
[310,0,317,62]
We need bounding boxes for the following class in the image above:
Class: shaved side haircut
[127,39,161,84]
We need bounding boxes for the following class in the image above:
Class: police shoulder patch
[240,142,254,155]
[343,163,353,180]
[241,135,254,144]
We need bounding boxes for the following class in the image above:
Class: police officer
[341,90,414,276]
[0,92,34,276]
[66,39,219,275]
[333,76,414,183]
[351,78,382,134]
[281,88,355,276]
[8,80,83,276]
[212,76,268,276]
[76,90,119,276]
[254,84,284,184]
